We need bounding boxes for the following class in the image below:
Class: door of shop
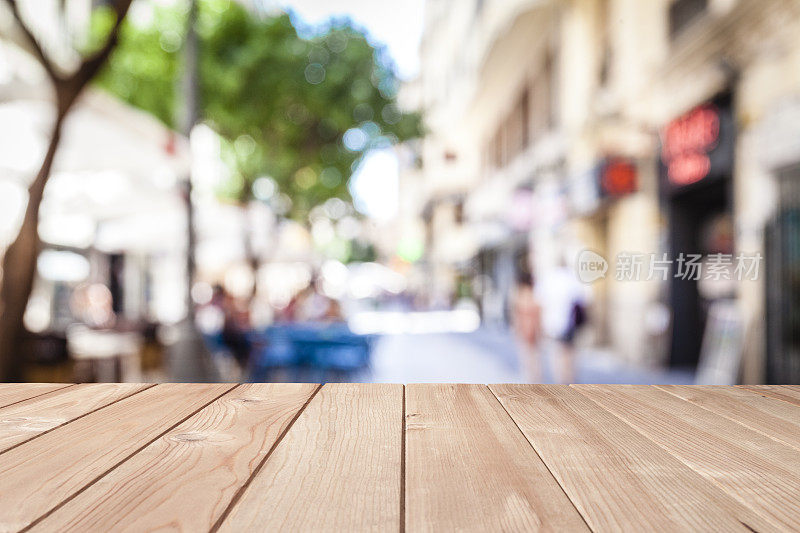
[660,92,735,369]
[667,179,732,368]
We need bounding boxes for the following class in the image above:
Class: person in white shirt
[534,260,588,383]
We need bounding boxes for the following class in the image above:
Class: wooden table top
[0,383,799,532]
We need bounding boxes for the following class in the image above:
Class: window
[484,87,533,172]
[521,89,530,148]
[669,0,709,39]
[506,93,526,160]
[598,0,612,87]
[766,165,800,383]
[543,49,558,130]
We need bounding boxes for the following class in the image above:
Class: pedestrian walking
[535,259,588,383]
[512,269,542,382]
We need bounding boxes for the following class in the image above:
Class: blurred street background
[1,0,799,384]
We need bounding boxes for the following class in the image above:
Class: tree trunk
[0,115,64,381]
[166,0,220,382]
[182,0,200,318]
[243,202,260,301]
[0,0,131,382]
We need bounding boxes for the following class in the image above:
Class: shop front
[660,92,736,369]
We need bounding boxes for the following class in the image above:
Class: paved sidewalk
[362,328,694,384]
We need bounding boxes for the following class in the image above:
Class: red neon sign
[601,158,637,196]
[662,104,720,186]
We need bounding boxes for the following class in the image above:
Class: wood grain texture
[405,384,588,532]
[32,383,317,532]
[0,383,149,453]
[217,383,402,532]
[491,384,772,532]
[3,383,800,531]
[576,384,800,531]
[0,384,72,409]
[741,385,800,406]
[0,383,233,532]
[659,385,800,451]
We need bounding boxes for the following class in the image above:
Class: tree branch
[50,0,133,115]
[68,0,133,93]
[3,0,61,83]
[4,0,133,113]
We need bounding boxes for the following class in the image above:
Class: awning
[0,91,190,252]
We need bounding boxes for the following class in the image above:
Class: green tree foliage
[96,0,422,220]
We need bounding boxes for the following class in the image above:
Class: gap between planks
[487,385,593,531]
[400,384,406,533]
[655,385,800,452]
[494,385,775,531]
[9,383,387,532]
[0,383,156,457]
[6,382,582,531]
[572,384,800,530]
[30,383,318,532]
[8,384,796,531]
[208,383,323,532]
[404,384,589,531]
[0,383,75,410]
[20,384,239,532]
[216,383,404,531]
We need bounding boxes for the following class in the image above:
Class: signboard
[568,168,601,215]
[600,157,638,197]
[660,93,734,195]
[568,157,637,215]
[695,300,745,385]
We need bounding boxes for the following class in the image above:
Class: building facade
[409,0,800,382]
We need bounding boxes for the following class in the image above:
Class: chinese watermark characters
[577,250,762,283]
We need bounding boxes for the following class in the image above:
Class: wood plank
[216,383,402,532]
[659,385,800,451]
[404,384,589,532]
[491,384,773,532]
[0,384,72,409]
[0,383,149,453]
[740,385,800,407]
[31,383,317,532]
[576,384,800,530]
[0,383,233,532]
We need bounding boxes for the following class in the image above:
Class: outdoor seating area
[245,323,374,382]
